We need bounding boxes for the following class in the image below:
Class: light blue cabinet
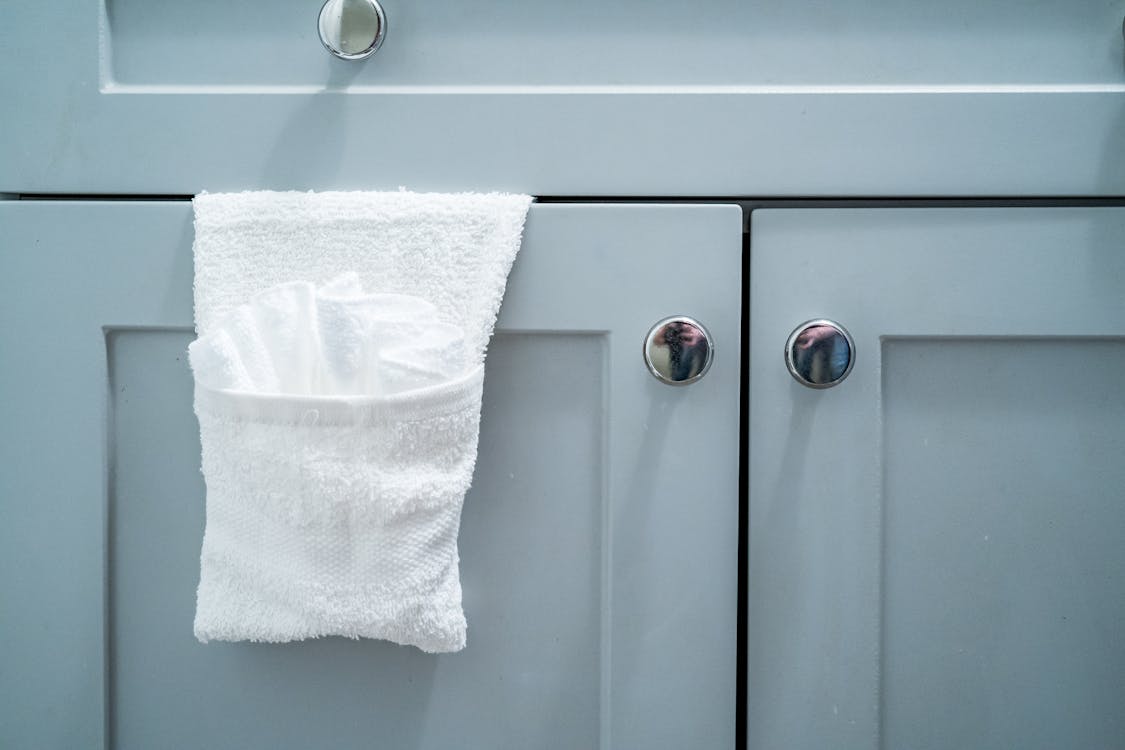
[4,2,1125,748]
[3,2,1124,195]
[749,208,1125,750]
[0,201,741,749]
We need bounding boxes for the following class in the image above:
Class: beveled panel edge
[102,325,194,750]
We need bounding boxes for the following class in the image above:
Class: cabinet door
[748,208,1125,750]
[0,201,741,749]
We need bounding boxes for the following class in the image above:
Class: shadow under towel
[189,190,532,652]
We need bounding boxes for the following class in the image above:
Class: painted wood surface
[2,2,1124,195]
[0,201,741,749]
[749,207,1125,750]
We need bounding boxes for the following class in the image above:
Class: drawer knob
[785,319,855,389]
[318,0,387,60]
[644,317,714,385]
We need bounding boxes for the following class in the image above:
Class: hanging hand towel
[189,190,532,652]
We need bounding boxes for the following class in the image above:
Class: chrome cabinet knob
[318,0,387,60]
[785,319,855,388]
[644,316,714,385]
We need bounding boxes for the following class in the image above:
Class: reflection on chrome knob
[318,0,387,60]
[785,319,855,389]
[644,316,714,385]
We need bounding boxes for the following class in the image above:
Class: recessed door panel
[881,338,1125,750]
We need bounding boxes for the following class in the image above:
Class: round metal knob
[643,316,714,386]
[785,319,855,389]
[318,0,387,61]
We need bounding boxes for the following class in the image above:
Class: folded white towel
[189,190,532,652]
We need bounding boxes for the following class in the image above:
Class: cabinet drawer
[3,2,1124,195]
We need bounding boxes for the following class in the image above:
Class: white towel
[189,190,532,652]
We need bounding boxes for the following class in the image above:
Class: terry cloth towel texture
[189,190,532,652]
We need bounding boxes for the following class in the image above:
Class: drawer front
[0,201,741,749]
[3,2,1124,195]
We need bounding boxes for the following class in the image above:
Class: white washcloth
[189,190,532,652]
